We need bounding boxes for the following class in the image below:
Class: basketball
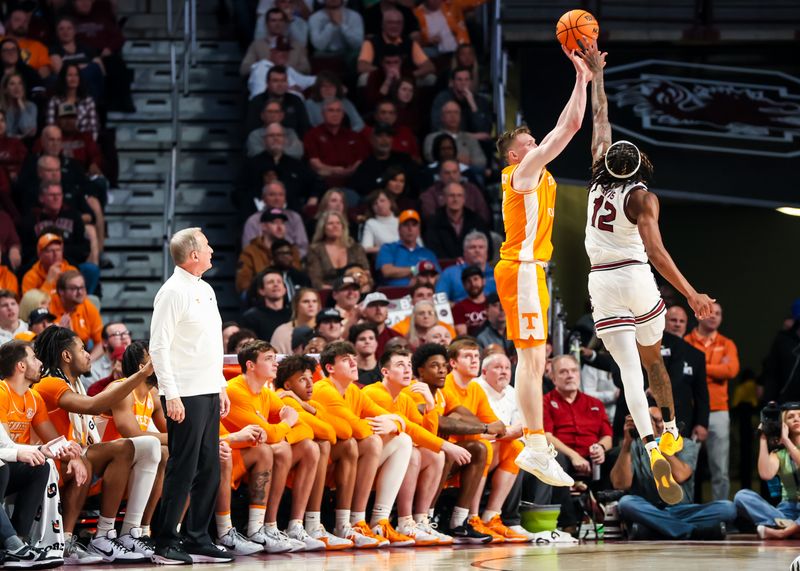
[556,9,599,51]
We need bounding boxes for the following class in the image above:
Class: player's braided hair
[590,142,654,191]
[34,325,77,379]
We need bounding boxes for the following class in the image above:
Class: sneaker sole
[189,554,235,563]
[411,538,440,547]
[152,555,191,565]
[263,546,294,554]
[5,560,65,570]
[515,457,575,487]
[384,540,415,547]
[651,457,684,505]
[320,539,353,551]
[452,536,493,544]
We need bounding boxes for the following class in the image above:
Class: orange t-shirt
[22,261,78,295]
[280,396,337,444]
[11,37,51,70]
[101,384,155,442]
[34,375,101,446]
[391,317,456,338]
[499,164,557,263]
[402,380,446,437]
[311,377,397,440]
[0,380,50,444]
[48,295,103,347]
[0,266,19,298]
[224,374,313,444]
[442,372,499,422]
[362,381,443,451]
[684,330,740,412]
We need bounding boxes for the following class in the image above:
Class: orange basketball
[556,9,599,51]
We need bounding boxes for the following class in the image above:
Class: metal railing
[489,0,506,132]
[162,0,197,280]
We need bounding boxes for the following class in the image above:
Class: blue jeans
[734,488,800,525]
[78,262,100,295]
[617,494,737,539]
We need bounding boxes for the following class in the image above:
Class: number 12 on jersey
[591,196,616,232]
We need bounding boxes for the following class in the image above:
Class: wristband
[410,265,419,276]
[483,423,488,433]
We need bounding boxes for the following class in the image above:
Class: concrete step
[108,92,242,122]
[107,184,236,215]
[115,123,242,152]
[101,278,239,310]
[123,0,218,14]
[117,152,240,184]
[119,13,222,39]
[123,40,241,64]
[131,63,243,93]
[106,215,238,249]
[101,248,236,280]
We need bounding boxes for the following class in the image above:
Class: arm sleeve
[400,395,443,451]
[224,391,291,444]
[313,384,372,440]
[149,288,183,400]
[707,339,740,381]
[315,401,353,440]
[309,13,337,51]
[342,11,365,50]
[474,388,499,424]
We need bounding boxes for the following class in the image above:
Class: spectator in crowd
[3,7,52,78]
[0,289,27,345]
[390,76,422,135]
[21,232,77,295]
[425,324,452,346]
[221,321,240,353]
[274,0,310,47]
[83,321,131,389]
[315,308,345,343]
[363,0,421,39]
[350,123,418,197]
[476,293,514,356]
[423,182,490,259]
[376,209,439,287]
[241,8,310,77]
[350,322,381,386]
[406,300,439,351]
[1,72,36,140]
[19,183,99,294]
[360,292,402,356]
[431,67,492,136]
[18,288,49,326]
[344,263,374,295]
[544,355,612,479]
[308,186,346,227]
[761,300,800,403]
[420,158,489,223]
[236,208,302,294]
[49,15,106,101]
[46,63,99,140]
[451,43,479,90]
[246,66,310,135]
[237,122,322,214]
[0,38,41,100]
[308,0,364,64]
[303,98,369,188]
[360,188,399,254]
[0,208,20,287]
[245,98,305,159]
[304,71,364,132]
[411,260,439,288]
[422,132,477,187]
[0,108,27,188]
[362,48,405,113]
[435,230,495,302]
[27,305,55,335]
[423,101,486,171]
[241,181,309,254]
[48,270,103,360]
[414,0,470,58]
[226,328,258,355]
[734,404,800,539]
[358,9,434,80]
[331,275,362,337]
[247,36,316,100]
[271,287,320,354]
[381,164,416,211]
[364,99,420,161]
[69,0,135,112]
[611,404,735,540]
[452,265,487,337]
[50,103,104,177]
[241,268,292,341]
[307,210,370,289]
[271,239,312,299]
[685,302,739,502]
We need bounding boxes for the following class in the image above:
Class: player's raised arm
[627,190,716,319]
[512,48,593,189]
[581,40,611,162]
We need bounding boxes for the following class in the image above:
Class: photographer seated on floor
[734,402,800,539]
[609,397,736,540]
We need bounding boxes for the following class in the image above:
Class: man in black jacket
[245,66,310,135]
[349,123,419,197]
[422,182,490,259]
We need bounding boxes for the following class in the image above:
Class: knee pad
[130,435,161,466]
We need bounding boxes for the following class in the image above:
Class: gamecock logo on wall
[604,60,800,158]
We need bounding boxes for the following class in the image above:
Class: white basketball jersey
[584,182,649,266]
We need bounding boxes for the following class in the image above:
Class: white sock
[525,433,548,449]
[644,440,659,454]
[481,510,499,523]
[304,512,321,532]
[216,512,233,538]
[663,419,679,438]
[287,519,303,532]
[96,515,115,537]
[450,506,469,529]
[141,525,151,537]
[334,510,350,535]
[397,515,414,529]
[123,436,161,535]
[350,511,366,525]
[414,513,428,525]
[64,532,73,541]
[264,521,278,530]
[247,506,266,537]
[369,504,391,527]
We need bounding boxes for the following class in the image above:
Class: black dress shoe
[152,544,192,565]
[690,522,726,541]
[627,522,654,540]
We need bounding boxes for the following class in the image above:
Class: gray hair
[481,352,510,372]
[322,97,342,111]
[463,230,488,251]
[169,227,202,265]
[551,354,579,370]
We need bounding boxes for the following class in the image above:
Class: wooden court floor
[74,539,800,570]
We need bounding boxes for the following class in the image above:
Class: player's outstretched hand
[577,39,606,75]
[562,45,593,83]
[688,293,716,320]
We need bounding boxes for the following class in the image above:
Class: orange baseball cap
[37,233,62,254]
[398,209,420,224]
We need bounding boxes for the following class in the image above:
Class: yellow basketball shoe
[649,448,684,505]
[659,431,684,456]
